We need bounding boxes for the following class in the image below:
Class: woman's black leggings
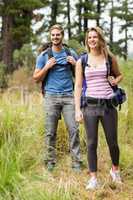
[83,106,119,172]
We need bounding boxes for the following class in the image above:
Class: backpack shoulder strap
[42,47,53,58]
[64,46,72,56]
[108,54,112,67]
[63,46,76,78]
[106,54,113,76]
[106,55,118,91]
[79,53,88,99]
[47,47,53,58]
[45,46,72,58]
[80,53,88,77]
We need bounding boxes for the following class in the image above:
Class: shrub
[13,44,35,71]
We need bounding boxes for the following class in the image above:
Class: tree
[112,0,133,59]
[75,0,96,43]
[66,0,71,38]
[95,0,108,26]
[82,0,96,32]
[109,0,114,44]
[0,0,44,72]
[76,0,82,33]
[49,0,59,26]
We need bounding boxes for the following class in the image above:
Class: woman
[74,27,123,190]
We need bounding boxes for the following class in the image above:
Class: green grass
[0,60,133,199]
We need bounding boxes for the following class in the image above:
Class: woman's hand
[75,110,83,123]
[108,76,118,86]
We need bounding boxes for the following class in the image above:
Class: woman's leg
[83,106,99,173]
[101,108,119,167]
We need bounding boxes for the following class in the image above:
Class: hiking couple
[33,24,123,190]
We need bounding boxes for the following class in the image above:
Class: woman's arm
[108,56,123,86]
[74,59,84,122]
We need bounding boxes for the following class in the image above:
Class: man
[33,24,81,171]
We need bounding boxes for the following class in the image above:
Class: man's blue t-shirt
[36,47,78,94]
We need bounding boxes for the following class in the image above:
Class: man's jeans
[44,93,81,165]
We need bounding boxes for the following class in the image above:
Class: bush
[13,44,35,71]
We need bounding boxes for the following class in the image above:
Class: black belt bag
[81,96,113,108]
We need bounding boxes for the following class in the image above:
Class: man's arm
[33,54,57,83]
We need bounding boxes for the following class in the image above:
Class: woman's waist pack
[81,88,126,110]
[111,87,126,108]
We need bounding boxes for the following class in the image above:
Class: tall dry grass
[0,61,133,199]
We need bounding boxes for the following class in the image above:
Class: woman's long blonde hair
[85,27,113,59]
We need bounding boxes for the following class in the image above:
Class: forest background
[0,0,133,199]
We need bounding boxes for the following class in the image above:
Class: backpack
[80,53,126,109]
[40,44,75,95]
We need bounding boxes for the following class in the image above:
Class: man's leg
[62,95,81,168]
[44,94,61,166]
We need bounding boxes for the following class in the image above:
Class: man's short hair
[50,24,64,36]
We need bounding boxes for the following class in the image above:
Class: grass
[0,60,133,199]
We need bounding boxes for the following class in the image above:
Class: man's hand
[67,56,76,66]
[45,57,57,69]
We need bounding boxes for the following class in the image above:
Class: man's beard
[52,40,62,46]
